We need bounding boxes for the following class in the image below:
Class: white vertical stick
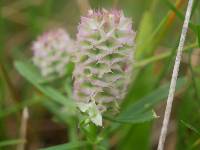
[157,0,194,150]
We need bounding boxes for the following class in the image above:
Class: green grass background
[0,0,200,149]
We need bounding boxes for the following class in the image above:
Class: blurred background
[0,0,200,149]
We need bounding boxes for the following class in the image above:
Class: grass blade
[105,110,157,124]
[0,139,25,147]
[180,120,200,136]
[14,61,75,113]
[39,141,89,150]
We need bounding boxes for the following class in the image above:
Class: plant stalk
[157,0,194,149]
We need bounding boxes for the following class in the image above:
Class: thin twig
[157,0,194,150]
[17,107,29,150]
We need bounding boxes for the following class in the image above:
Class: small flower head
[32,28,74,78]
[73,9,136,126]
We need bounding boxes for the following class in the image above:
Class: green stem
[68,118,78,142]
[0,139,25,148]
[63,79,78,142]
[188,51,200,101]
[134,42,198,68]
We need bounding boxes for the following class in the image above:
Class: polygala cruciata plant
[73,9,136,126]
[32,28,74,78]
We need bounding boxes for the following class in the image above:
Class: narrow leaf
[163,0,196,31]
[104,110,157,124]
[181,120,200,136]
[0,139,25,147]
[105,77,186,124]
[136,11,154,59]
[119,77,186,119]
[40,141,89,150]
[14,61,75,112]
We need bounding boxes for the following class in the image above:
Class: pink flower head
[74,9,136,126]
[32,28,74,78]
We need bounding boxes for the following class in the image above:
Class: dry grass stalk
[157,0,194,149]
[17,107,29,150]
